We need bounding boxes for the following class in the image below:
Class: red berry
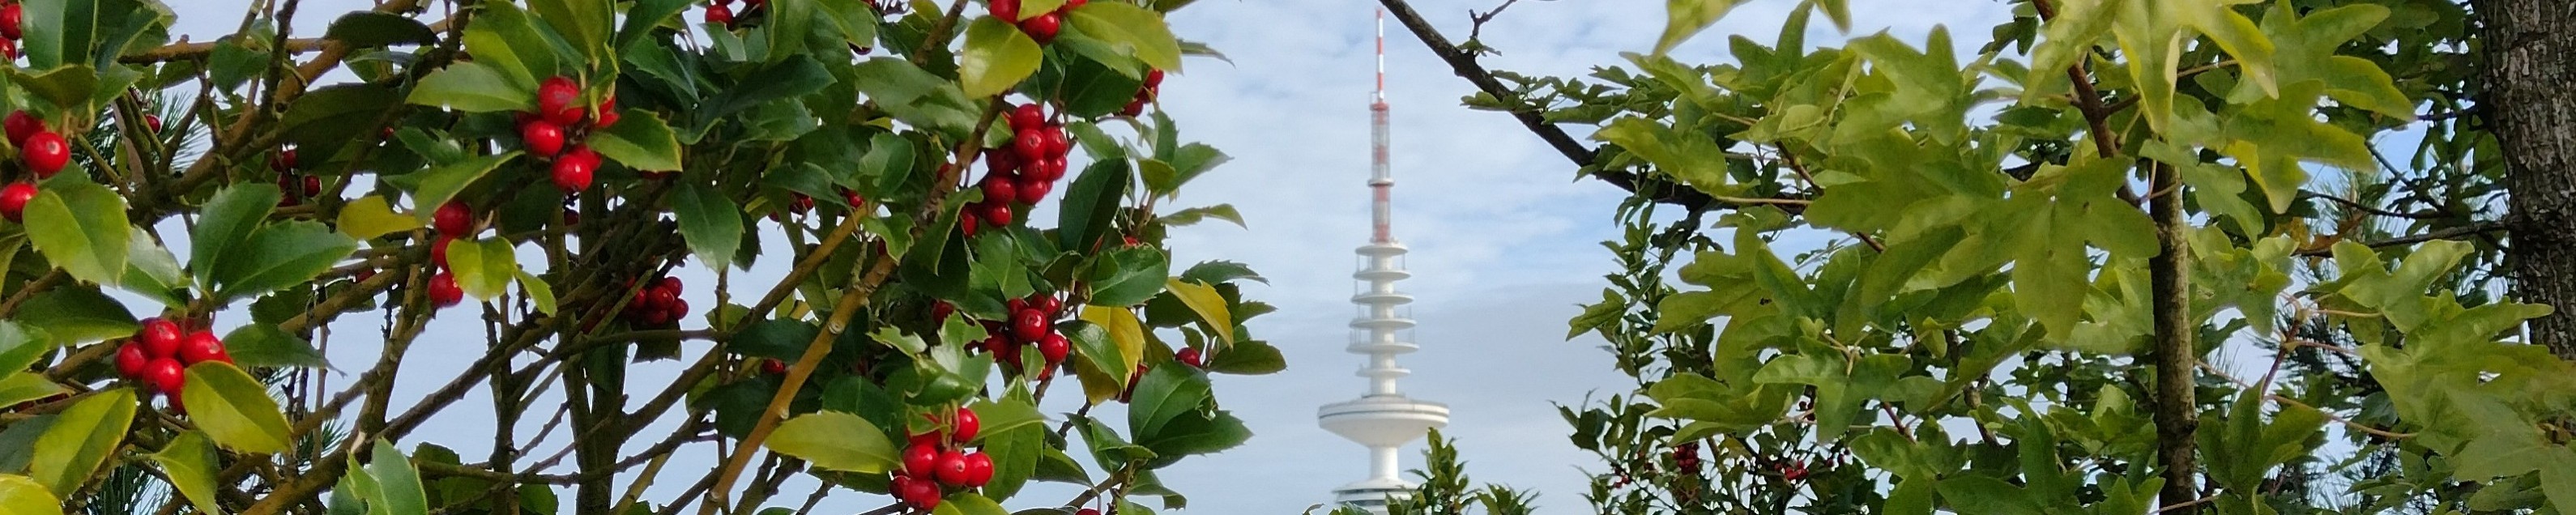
[931,301,955,322]
[1009,104,1044,132]
[23,130,69,177]
[985,150,1021,177]
[143,115,162,133]
[902,443,939,475]
[138,318,183,358]
[433,202,473,235]
[989,0,1021,21]
[909,431,941,449]
[1035,296,1062,314]
[761,359,787,375]
[898,475,940,509]
[669,298,691,320]
[304,175,323,197]
[1063,0,1087,9]
[143,358,184,394]
[595,96,620,127]
[179,331,228,365]
[982,202,1013,226]
[1038,333,1069,363]
[1017,176,1051,204]
[114,343,149,378]
[552,147,598,193]
[962,452,994,487]
[1040,126,1070,157]
[1077,509,1100,515]
[705,4,734,26]
[1120,97,1147,117]
[3,111,40,147]
[537,77,583,127]
[952,407,979,443]
[1011,309,1050,342]
[959,211,981,237]
[0,182,33,223]
[0,39,19,61]
[1006,298,1028,313]
[1020,12,1060,44]
[1145,69,1166,88]
[1013,130,1047,161]
[0,4,21,40]
[658,276,685,293]
[521,119,566,157]
[649,286,680,309]
[1177,347,1203,368]
[432,236,454,269]
[1124,235,1140,246]
[276,148,299,172]
[932,449,970,486]
[430,271,464,308]
[982,176,1018,206]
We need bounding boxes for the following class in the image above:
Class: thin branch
[2299,189,2451,220]
[2292,220,2510,257]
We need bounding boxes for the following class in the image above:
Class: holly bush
[1373,0,2570,513]
[0,0,1277,513]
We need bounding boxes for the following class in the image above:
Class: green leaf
[1085,246,1168,307]
[1653,0,1752,57]
[1162,279,1231,346]
[182,362,294,454]
[15,285,136,343]
[223,325,330,369]
[215,221,359,302]
[689,56,836,134]
[407,62,536,113]
[326,11,436,47]
[363,440,429,515]
[408,152,522,223]
[446,238,518,300]
[1937,475,2044,515]
[0,373,62,410]
[766,411,900,474]
[1178,260,1263,285]
[613,0,693,51]
[848,57,979,138]
[23,180,130,286]
[6,66,97,112]
[1158,204,1243,228]
[336,195,423,241]
[979,422,1043,500]
[150,432,224,515]
[966,397,1046,442]
[190,184,281,287]
[674,183,746,270]
[1065,2,1182,72]
[0,475,60,515]
[959,17,1043,98]
[590,111,684,172]
[461,1,557,90]
[30,388,134,496]
[1201,340,1284,375]
[526,0,612,62]
[1057,157,1131,251]
[122,232,186,307]
[0,321,53,373]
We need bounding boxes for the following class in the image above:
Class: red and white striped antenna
[1369,7,1394,244]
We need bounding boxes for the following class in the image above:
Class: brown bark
[2476,0,2576,355]
[2148,163,2199,509]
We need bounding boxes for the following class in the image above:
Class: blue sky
[145,0,2004,513]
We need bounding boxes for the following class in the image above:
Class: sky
[142,0,2003,513]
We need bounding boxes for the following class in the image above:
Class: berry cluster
[0,2,23,59]
[976,295,1070,378]
[427,201,479,309]
[961,104,1070,236]
[1672,441,1700,475]
[273,148,327,206]
[702,0,766,28]
[891,407,994,511]
[520,76,616,194]
[0,111,73,222]
[113,318,230,412]
[622,276,691,326]
[1119,69,1166,117]
[987,0,1083,44]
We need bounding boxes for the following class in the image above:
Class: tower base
[1332,478,1416,514]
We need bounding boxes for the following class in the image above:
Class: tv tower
[1316,8,1450,513]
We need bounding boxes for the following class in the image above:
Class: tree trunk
[2476,0,2576,355]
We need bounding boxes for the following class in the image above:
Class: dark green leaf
[325,11,435,47]
[15,285,136,343]
[1056,159,1129,252]
[215,221,359,302]
[1084,245,1168,307]
[190,184,281,287]
[23,180,130,286]
[224,324,331,369]
[674,183,746,270]
[591,110,684,171]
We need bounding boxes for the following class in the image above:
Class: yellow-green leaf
[181,362,292,454]
[149,432,224,515]
[30,388,134,496]
[959,17,1042,98]
[1066,2,1183,72]
[0,372,62,409]
[516,269,557,314]
[0,475,61,515]
[336,195,423,241]
[767,411,898,473]
[1081,305,1145,378]
[1162,278,1232,347]
[447,238,518,300]
[1653,0,1751,57]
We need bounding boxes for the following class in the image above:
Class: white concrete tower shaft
[1319,9,1449,513]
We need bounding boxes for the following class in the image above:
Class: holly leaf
[23,180,130,287]
[29,388,134,496]
[959,17,1042,98]
[182,362,293,454]
[767,411,899,474]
